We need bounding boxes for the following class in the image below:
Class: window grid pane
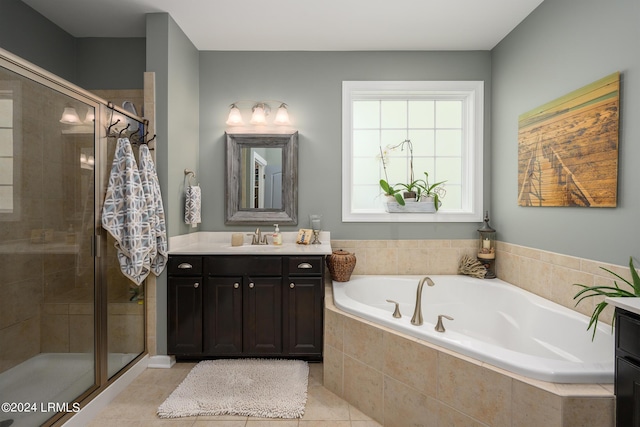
[353,99,463,210]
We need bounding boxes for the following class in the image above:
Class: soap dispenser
[272,224,282,246]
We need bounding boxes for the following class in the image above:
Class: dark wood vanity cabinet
[285,256,324,356]
[168,254,324,360]
[615,308,640,427]
[167,256,204,356]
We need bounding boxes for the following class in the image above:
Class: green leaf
[573,256,640,341]
[630,257,640,295]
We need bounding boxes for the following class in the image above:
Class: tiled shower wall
[329,238,633,323]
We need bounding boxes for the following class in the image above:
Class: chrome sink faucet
[248,228,269,245]
[411,276,435,326]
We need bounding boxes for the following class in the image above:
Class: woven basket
[326,249,356,282]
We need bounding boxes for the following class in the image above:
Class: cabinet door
[616,357,640,427]
[204,277,243,355]
[286,277,323,356]
[244,277,282,354]
[167,277,203,355]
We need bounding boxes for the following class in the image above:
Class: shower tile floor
[88,362,381,427]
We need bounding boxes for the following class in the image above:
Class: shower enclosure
[0,49,147,426]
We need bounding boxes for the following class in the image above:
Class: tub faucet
[411,276,435,326]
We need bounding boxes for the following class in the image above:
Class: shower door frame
[0,47,148,426]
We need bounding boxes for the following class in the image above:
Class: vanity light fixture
[225,104,243,125]
[273,103,290,125]
[226,100,291,126]
[250,102,269,125]
[59,107,82,125]
[83,109,95,124]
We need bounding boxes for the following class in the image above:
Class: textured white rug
[157,359,309,419]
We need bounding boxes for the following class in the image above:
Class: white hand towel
[101,138,153,285]
[185,185,202,227]
[139,144,168,276]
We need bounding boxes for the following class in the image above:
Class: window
[0,87,15,217]
[342,80,484,222]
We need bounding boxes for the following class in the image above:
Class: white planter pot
[385,199,438,213]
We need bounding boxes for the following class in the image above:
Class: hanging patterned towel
[139,144,168,276]
[101,138,154,285]
[185,185,202,227]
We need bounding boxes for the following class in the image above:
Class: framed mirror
[225,131,298,224]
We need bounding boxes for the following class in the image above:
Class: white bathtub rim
[332,275,614,384]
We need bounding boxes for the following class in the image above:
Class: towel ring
[184,169,197,186]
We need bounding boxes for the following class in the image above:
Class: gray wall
[0,0,76,82]
[76,37,146,90]
[146,12,200,354]
[199,51,492,239]
[0,0,145,89]
[491,0,640,265]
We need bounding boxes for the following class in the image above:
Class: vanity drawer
[617,309,640,361]
[287,256,324,276]
[206,256,283,276]
[168,256,203,276]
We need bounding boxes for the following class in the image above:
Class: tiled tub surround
[325,239,626,426]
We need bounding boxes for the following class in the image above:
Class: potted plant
[396,179,423,202]
[379,139,419,203]
[379,178,405,205]
[416,172,446,211]
[573,256,640,339]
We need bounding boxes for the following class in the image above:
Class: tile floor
[88,362,382,427]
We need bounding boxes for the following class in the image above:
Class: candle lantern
[477,211,496,279]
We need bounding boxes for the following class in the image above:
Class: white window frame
[342,80,484,222]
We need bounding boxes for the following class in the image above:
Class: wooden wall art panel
[518,72,620,207]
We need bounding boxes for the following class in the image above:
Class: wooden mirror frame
[225,131,298,225]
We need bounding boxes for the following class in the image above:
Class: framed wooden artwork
[518,72,620,207]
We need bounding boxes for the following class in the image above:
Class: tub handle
[435,315,454,333]
[386,299,402,319]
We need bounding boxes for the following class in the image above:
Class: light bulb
[83,109,95,124]
[225,105,243,125]
[250,104,268,125]
[60,107,82,124]
[274,103,290,125]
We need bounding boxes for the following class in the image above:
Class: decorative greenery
[378,139,446,210]
[416,172,446,211]
[379,178,405,205]
[573,257,640,340]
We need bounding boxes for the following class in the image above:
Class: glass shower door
[0,63,97,427]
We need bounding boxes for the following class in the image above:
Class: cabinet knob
[177,263,193,269]
[249,282,255,289]
[234,282,239,289]
[297,262,313,269]
[290,282,295,288]
[194,282,199,288]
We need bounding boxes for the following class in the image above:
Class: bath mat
[157,359,308,419]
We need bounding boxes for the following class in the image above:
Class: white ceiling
[21,0,544,51]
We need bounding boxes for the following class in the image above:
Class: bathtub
[332,275,614,383]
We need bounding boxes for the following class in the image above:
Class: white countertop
[169,231,332,255]
[605,297,640,316]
